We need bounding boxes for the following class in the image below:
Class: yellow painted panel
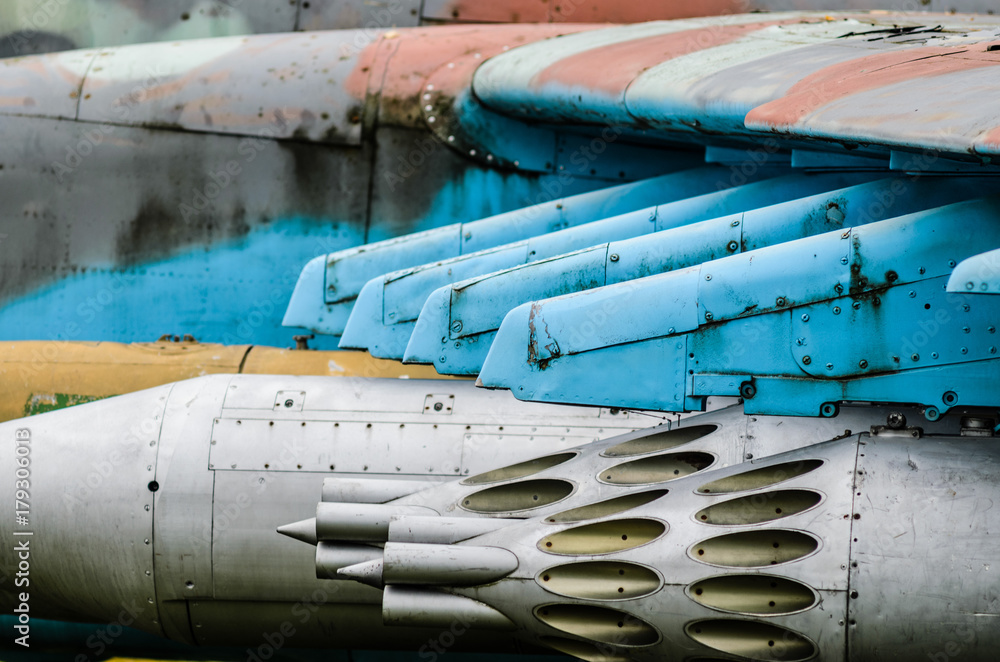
[0,341,454,423]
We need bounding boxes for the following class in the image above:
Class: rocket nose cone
[337,558,385,589]
[276,518,319,546]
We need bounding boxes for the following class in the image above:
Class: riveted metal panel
[848,436,1000,660]
[210,419,466,474]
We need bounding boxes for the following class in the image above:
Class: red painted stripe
[531,20,795,97]
[747,41,1000,128]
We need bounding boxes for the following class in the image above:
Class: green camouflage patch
[23,393,112,416]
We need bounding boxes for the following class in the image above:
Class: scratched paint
[473,13,1000,157]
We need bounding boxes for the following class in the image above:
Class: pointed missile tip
[276,517,318,546]
[337,558,385,589]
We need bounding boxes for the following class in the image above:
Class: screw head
[833,306,841,315]
[609,254,619,262]
[727,240,739,252]
[775,296,786,307]
[450,320,463,333]
[801,314,810,322]
[284,399,294,408]
[802,355,812,365]
[705,312,714,321]
[887,412,906,429]
[858,359,868,369]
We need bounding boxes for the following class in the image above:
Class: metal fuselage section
[2,379,995,660]
[0,375,658,649]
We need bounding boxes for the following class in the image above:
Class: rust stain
[346,24,597,128]
[747,40,1000,127]
[531,20,796,97]
[528,301,542,365]
[527,301,560,369]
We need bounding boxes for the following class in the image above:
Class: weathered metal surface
[285,404,999,660]
[408,175,1000,374]
[0,373,659,643]
[297,0,423,32]
[478,196,1000,415]
[0,23,638,346]
[0,340,453,424]
[3,1,998,61]
[474,13,1000,159]
[75,33,366,145]
[341,171,874,358]
[283,165,721,337]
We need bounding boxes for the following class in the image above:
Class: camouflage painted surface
[3,1,998,59]
[0,23,633,346]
